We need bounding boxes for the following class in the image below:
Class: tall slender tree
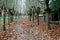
[31,6,36,23]
[45,0,51,29]
[36,7,40,25]
[28,8,32,21]
[9,9,14,23]
[1,6,6,31]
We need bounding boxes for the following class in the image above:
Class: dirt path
[13,18,60,40]
[0,18,60,40]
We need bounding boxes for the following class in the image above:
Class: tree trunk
[3,13,6,31]
[45,0,51,29]
[29,15,31,21]
[11,15,13,22]
[8,14,10,25]
[46,12,51,29]
[8,15,9,25]
[36,13,39,25]
[13,15,15,20]
[16,14,18,19]
[32,13,34,23]
[43,14,46,22]
[15,14,17,19]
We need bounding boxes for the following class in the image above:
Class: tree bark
[46,12,51,29]
[11,15,13,22]
[3,13,6,31]
[36,13,39,25]
[32,13,34,23]
[8,13,11,25]
[29,15,31,21]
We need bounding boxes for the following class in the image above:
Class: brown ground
[0,18,60,40]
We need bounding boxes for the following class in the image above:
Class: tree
[45,0,51,29]
[28,8,32,21]
[1,6,6,31]
[31,6,36,23]
[9,9,14,23]
[5,8,10,25]
[36,7,40,25]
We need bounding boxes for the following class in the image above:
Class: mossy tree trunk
[45,0,51,29]
[45,12,51,29]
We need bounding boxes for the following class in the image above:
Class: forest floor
[0,17,60,40]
